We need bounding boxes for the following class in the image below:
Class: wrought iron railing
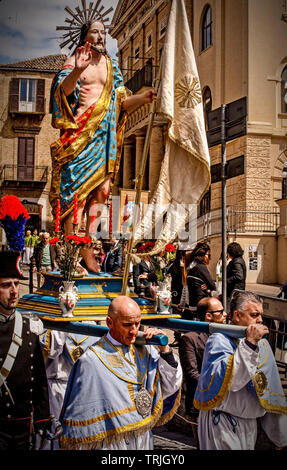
[227,206,280,233]
[125,62,153,93]
[196,206,280,238]
[0,165,49,184]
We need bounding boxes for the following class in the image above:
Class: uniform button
[29,400,33,404]
[31,377,34,381]
[26,330,30,335]
[30,354,34,358]
[6,403,10,407]
[29,342,32,346]
[0,358,3,362]
[7,415,11,418]
[30,389,33,393]
[30,365,33,370]
[5,391,8,396]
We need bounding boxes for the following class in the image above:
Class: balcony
[0,165,49,189]
[125,62,153,94]
[196,206,280,239]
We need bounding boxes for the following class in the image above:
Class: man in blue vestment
[59,296,182,450]
[194,290,287,450]
[49,20,156,271]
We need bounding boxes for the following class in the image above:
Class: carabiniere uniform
[0,311,50,449]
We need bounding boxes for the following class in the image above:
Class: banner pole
[121,59,163,295]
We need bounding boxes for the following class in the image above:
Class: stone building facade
[0,54,66,246]
[110,0,287,284]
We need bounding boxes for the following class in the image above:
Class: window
[19,79,36,112]
[202,86,212,128]
[10,78,45,113]
[199,187,211,216]
[17,137,35,180]
[159,17,167,37]
[134,46,140,60]
[202,5,212,51]
[281,66,287,113]
[283,161,287,199]
[146,32,152,50]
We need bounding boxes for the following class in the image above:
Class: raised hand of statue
[141,89,157,104]
[75,42,93,72]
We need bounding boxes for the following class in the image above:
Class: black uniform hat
[0,250,26,279]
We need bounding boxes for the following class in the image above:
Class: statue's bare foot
[76,262,89,276]
[80,247,101,273]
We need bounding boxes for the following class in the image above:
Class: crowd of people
[21,230,124,289]
[131,240,247,319]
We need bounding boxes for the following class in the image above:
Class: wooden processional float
[17,66,248,346]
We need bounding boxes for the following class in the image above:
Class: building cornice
[111,0,168,44]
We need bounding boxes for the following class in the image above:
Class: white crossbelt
[0,311,23,388]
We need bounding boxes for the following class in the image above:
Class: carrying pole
[121,59,163,295]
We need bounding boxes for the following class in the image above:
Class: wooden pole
[121,60,163,295]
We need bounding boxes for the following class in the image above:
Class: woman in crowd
[226,242,246,299]
[187,242,216,312]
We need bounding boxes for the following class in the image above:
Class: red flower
[165,243,176,252]
[137,241,155,253]
[65,234,92,246]
[80,236,92,245]
[65,235,77,243]
[49,237,59,245]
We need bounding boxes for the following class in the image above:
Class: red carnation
[79,236,92,245]
[137,241,155,253]
[65,235,77,243]
[165,243,176,252]
[49,237,59,245]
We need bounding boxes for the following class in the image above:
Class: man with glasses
[179,297,226,447]
[194,290,287,450]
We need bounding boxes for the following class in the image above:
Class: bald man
[60,296,182,450]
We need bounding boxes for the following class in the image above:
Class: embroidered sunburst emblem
[174,75,202,108]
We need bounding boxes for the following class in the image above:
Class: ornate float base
[17,271,181,323]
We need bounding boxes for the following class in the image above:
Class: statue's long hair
[72,20,107,55]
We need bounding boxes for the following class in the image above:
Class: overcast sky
[0,0,119,64]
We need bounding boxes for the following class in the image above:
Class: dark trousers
[0,419,31,450]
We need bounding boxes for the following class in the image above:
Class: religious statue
[49,18,156,272]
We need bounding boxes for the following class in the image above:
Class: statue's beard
[91,43,107,54]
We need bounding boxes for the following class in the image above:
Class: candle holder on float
[49,213,92,316]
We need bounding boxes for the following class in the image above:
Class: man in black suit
[179,297,227,448]
[0,251,50,450]
[133,255,158,297]
[102,238,122,273]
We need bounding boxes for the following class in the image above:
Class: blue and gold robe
[59,335,181,449]
[49,56,130,221]
[194,333,287,414]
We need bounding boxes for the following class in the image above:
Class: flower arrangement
[137,241,155,254]
[50,234,92,281]
[153,243,177,282]
[136,241,177,282]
